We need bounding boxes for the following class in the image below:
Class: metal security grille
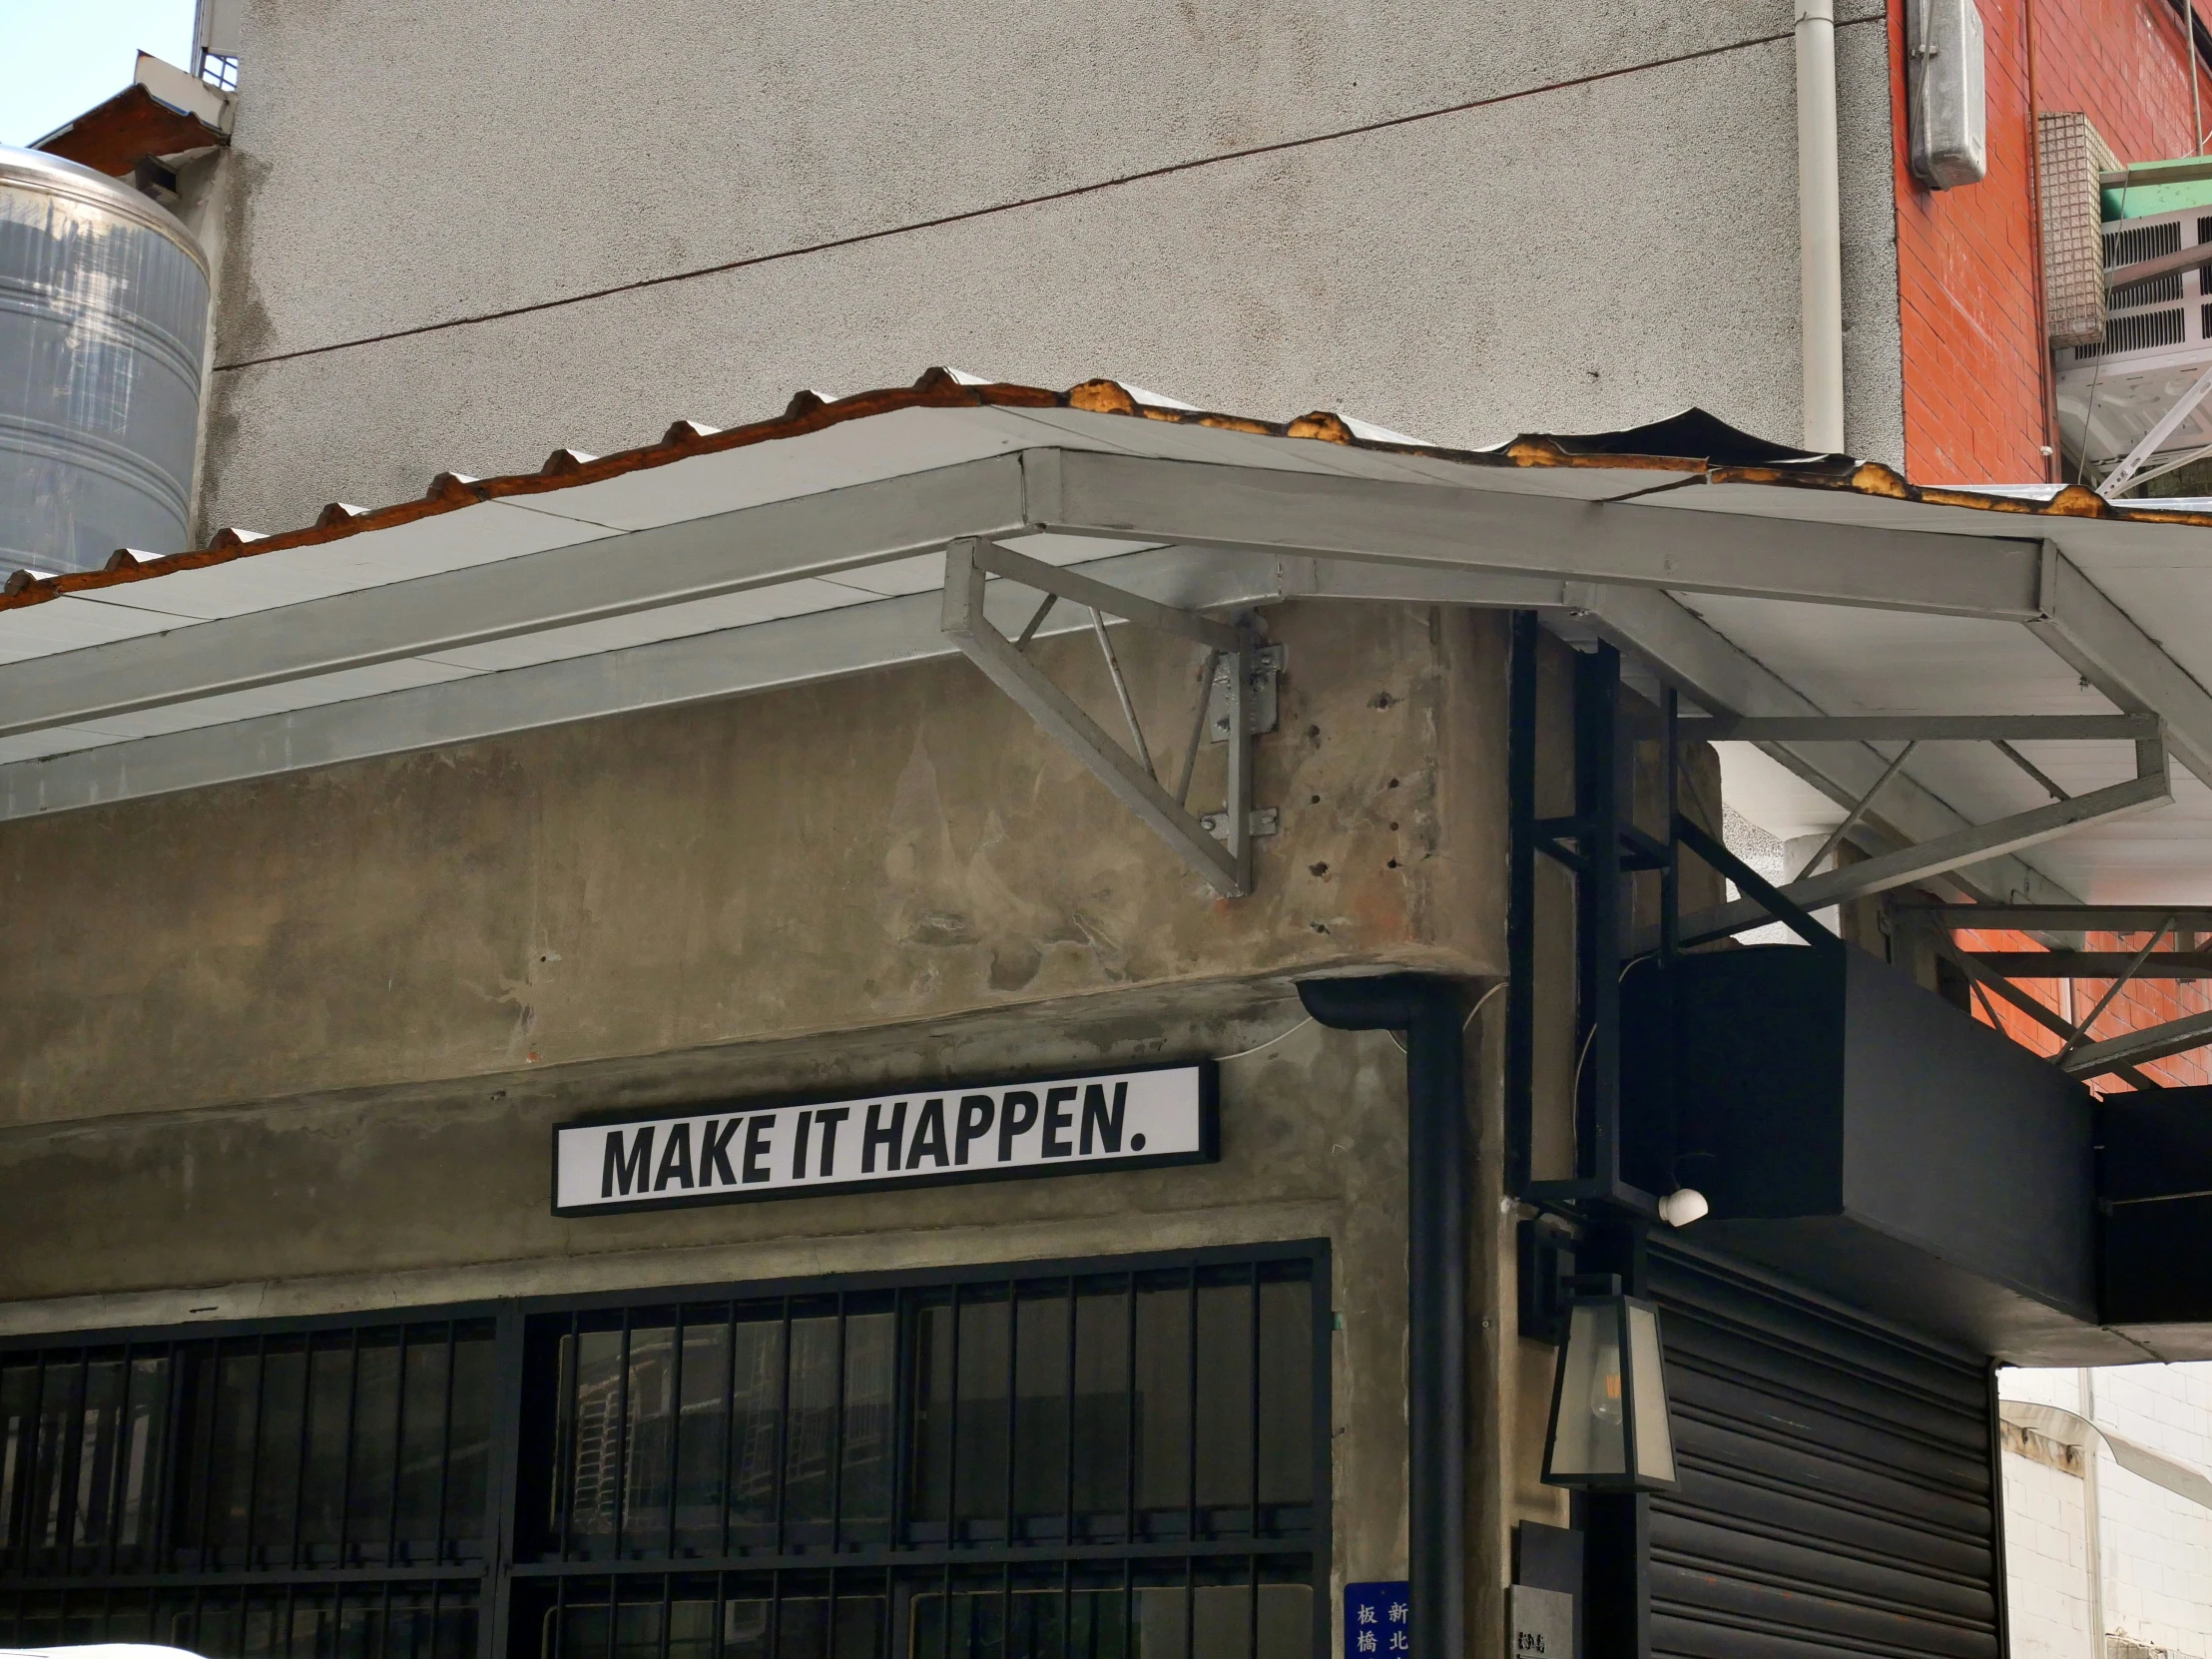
[1646,1247,2000,1659]
[0,1318,495,1657]
[513,1255,1326,1659]
[2038,112,2116,347]
[0,1246,1326,1659]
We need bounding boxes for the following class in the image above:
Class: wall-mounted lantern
[1541,1288,1678,1491]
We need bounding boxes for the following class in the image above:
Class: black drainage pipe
[1298,972,1465,1659]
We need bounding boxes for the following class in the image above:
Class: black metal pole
[1507,611,1540,1197]
[1573,646,1627,1191]
[1298,973,1465,1659]
[1576,1218,1651,1659]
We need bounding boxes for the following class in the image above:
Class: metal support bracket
[1665,723,2173,947]
[1207,645,1285,741]
[2061,1007,2212,1078]
[941,537,1260,897]
[1200,807,1280,843]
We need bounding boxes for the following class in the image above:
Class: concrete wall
[0,603,1533,1656]
[191,0,1904,540]
[2001,1365,2212,1659]
[0,994,1436,1648]
[0,600,1506,1130]
[0,599,1524,1646]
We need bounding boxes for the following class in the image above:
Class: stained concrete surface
[0,601,1506,1130]
[0,983,1431,1622]
[0,596,1516,1629]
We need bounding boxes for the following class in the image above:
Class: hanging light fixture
[1541,1288,1678,1491]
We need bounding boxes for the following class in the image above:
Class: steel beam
[2031,545,2212,788]
[1570,583,2081,907]
[1670,737,2171,945]
[939,538,1253,896]
[1679,716,2157,742]
[1900,904,2212,932]
[0,545,1279,822]
[1024,448,2049,618]
[0,455,1034,744]
[1969,952,2212,977]
[2060,1008,2212,1077]
[1909,923,2168,1091]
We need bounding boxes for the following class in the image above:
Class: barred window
[0,1247,1326,1659]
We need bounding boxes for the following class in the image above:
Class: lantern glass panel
[1547,1302,1627,1478]
[1627,1301,1675,1482]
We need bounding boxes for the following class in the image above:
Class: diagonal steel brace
[1668,730,2172,946]
[940,537,1257,896]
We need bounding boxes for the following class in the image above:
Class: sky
[0,0,196,149]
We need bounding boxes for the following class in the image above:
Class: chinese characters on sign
[1509,1584,1574,1658]
[1345,1580,1410,1659]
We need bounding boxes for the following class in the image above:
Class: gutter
[1299,974,1466,1659]
[1798,0,1847,450]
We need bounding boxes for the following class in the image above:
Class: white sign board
[554,1063,1217,1215]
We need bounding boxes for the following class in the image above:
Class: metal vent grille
[2074,307,2189,358]
[2106,220,2184,267]
[2114,271,2186,307]
[2042,113,2118,345]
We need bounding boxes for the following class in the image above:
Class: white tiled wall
[2000,1365,2212,1659]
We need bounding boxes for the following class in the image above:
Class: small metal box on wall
[1908,0,1988,188]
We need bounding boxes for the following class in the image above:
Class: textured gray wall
[193,0,1903,537]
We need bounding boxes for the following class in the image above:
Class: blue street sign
[1345,1580,1410,1659]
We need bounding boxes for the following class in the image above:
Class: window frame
[0,1240,1333,1659]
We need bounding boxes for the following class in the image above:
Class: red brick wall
[1888,0,2212,483]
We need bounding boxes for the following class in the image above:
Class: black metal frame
[0,1242,1331,1659]
[1502,616,1855,1659]
[1504,617,1842,1220]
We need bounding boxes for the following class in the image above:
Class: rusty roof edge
[1703,460,2212,530]
[9,370,2211,618]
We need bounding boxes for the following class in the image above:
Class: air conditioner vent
[2115,271,2185,306]
[2106,220,2185,266]
[2074,307,2189,358]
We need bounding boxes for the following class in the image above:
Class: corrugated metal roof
[0,367,2207,913]
[16,365,2202,614]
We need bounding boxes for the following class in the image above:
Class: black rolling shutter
[1648,1245,2002,1659]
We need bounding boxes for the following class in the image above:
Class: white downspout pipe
[1797,0,1847,451]
[2082,1372,2107,1659]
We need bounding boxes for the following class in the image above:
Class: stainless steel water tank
[1,146,211,574]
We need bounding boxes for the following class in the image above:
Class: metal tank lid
[0,143,208,275]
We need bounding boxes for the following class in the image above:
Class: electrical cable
[1214,1015,1315,1063]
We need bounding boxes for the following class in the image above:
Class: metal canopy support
[1666,730,2171,947]
[2061,1008,2212,1077]
[2029,546,2212,789]
[1892,903,2210,1083]
[1023,448,2049,618]
[1901,904,2212,932]
[1967,950,2212,977]
[2056,919,2175,1061]
[2100,360,2212,497]
[940,536,1258,897]
[1561,585,2084,907]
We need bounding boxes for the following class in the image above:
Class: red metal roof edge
[5,368,2204,616]
[33,81,227,180]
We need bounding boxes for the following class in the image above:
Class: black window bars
[0,1244,1328,1659]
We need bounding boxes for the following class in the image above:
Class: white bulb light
[1658,1187,1710,1228]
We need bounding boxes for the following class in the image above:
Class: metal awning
[3,369,2208,927]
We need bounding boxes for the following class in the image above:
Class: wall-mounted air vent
[2055,200,2212,482]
